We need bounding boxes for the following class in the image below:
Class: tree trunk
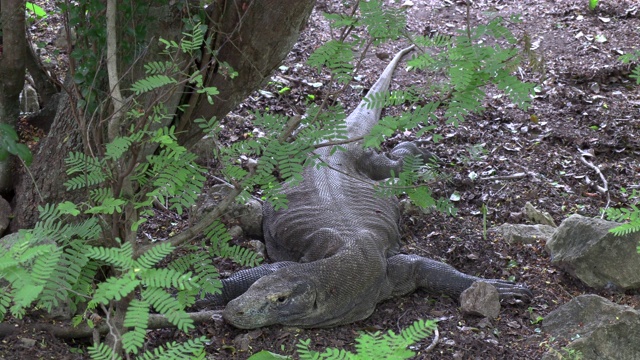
[11,0,316,231]
[0,0,27,193]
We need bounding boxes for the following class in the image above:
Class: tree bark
[0,0,27,193]
[11,0,316,230]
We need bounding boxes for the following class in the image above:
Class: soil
[2,0,640,359]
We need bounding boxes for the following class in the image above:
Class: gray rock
[0,196,10,235]
[194,185,264,238]
[524,202,557,227]
[491,223,555,244]
[543,294,640,360]
[460,281,500,319]
[546,214,640,290]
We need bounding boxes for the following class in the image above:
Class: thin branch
[480,172,528,181]
[424,327,440,353]
[578,149,611,213]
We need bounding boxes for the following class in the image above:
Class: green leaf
[26,2,47,18]
[248,350,291,360]
[57,201,80,216]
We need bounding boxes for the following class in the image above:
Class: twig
[424,327,440,353]
[480,172,528,181]
[578,148,611,213]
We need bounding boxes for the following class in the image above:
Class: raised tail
[345,45,415,138]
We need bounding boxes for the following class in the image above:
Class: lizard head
[222,271,317,329]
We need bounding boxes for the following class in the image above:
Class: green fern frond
[360,0,406,44]
[180,23,206,53]
[307,40,354,84]
[140,268,195,290]
[0,292,10,321]
[142,287,193,331]
[131,75,178,95]
[296,319,435,359]
[105,136,134,160]
[135,336,208,360]
[168,251,222,298]
[205,220,262,267]
[122,299,150,354]
[144,61,179,75]
[89,274,140,308]
[135,242,174,269]
[89,188,114,203]
[64,152,109,190]
[609,220,640,236]
[89,342,123,360]
[86,242,134,269]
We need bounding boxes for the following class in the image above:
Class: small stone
[460,282,501,319]
[19,337,37,348]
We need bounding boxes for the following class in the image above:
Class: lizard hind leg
[386,254,533,302]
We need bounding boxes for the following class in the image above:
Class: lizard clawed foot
[481,279,534,303]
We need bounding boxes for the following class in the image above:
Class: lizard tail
[345,44,416,138]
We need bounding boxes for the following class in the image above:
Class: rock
[194,185,263,238]
[20,84,40,113]
[0,196,10,235]
[491,223,555,244]
[542,294,640,360]
[524,202,557,227]
[18,337,37,348]
[232,329,263,351]
[546,214,640,290]
[238,199,263,238]
[460,281,500,319]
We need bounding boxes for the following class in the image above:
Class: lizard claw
[483,279,534,302]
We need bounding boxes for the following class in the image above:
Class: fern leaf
[122,299,150,354]
[135,336,208,360]
[360,0,406,44]
[0,292,10,321]
[86,242,134,269]
[307,40,354,84]
[135,242,174,269]
[131,75,177,95]
[140,268,195,291]
[142,287,194,331]
[89,342,123,360]
[105,136,134,160]
[90,274,140,307]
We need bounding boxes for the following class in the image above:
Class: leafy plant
[249,319,437,360]
[605,188,640,242]
[589,0,599,11]
[0,123,32,165]
[619,50,640,84]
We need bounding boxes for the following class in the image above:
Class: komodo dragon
[202,45,532,329]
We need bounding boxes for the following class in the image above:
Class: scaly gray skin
[202,45,532,329]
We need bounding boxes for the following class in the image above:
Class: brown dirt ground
[2,0,640,359]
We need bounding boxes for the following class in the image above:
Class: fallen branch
[480,172,528,181]
[578,148,611,211]
[0,310,223,339]
[424,327,440,353]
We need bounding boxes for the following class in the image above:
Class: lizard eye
[276,296,287,303]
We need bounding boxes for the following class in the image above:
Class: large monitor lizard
[201,45,532,328]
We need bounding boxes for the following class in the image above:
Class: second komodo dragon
[201,45,533,328]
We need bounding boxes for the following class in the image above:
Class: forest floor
[2,0,640,359]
